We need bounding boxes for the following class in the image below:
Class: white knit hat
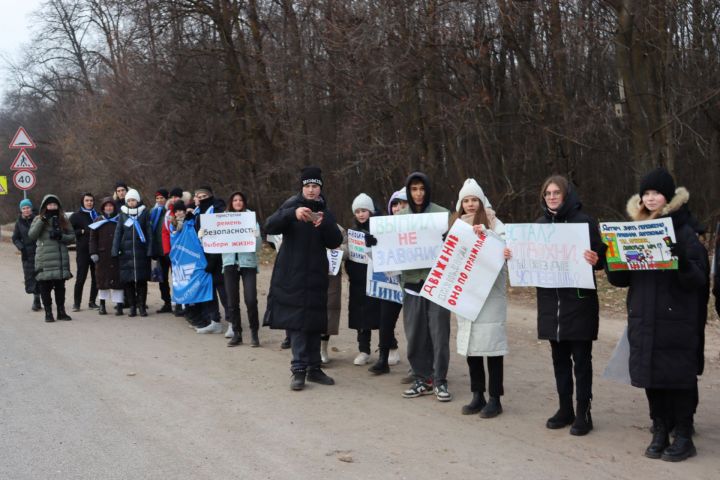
[125,188,141,203]
[352,193,374,213]
[456,178,491,212]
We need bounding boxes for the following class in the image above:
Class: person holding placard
[263,167,343,391]
[367,188,408,374]
[28,194,75,322]
[508,175,606,435]
[452,179,510,418]
[606,168,708,462]
[346,193,382,366]
[222,191,262,347]
[112,189,154,318]
[377,172,452,401]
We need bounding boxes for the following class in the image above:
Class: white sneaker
[321,340,330,364]
[353,352,371,365]
[388,348,401,366]
[196,321,223,334]
[224,324,234,338]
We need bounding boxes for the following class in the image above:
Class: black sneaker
[280,336,291,349]
[402,379,433,398]
[71,305,81,312]
[291,371,306,391]
[157,303,172,314]
[88,301,99,309]
[307,368,335,385]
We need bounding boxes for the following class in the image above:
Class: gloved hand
[442,232,448,242]
[364,233,378,247]
[669,241,688,269]
[91,254,100,264]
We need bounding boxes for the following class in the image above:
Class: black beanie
[169,188,183,198]
[639,167,675,202]
[155,188,169,199]
[173,200,186,212]
[115,181,128,190]
[300,166,323,187]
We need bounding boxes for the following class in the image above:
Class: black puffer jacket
[607,188,708,389]
[263,194,343,332]
[345,219,381,330]
[112,205,154,283]
[13,213,38,293]
[536,186,607,341]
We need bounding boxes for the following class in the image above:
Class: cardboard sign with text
[347,229,368,263]
[600,218,677,271]
[370,212,448,272]
[200,212,257,253]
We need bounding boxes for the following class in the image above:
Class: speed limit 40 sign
[13,169,36,191]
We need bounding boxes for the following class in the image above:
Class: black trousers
[214,271,228,320]
[379,300,401,350]
[223,266,259,332]
[158,255,171,304]
[289,330,321,373]
[467,355,504,397]
[125,281,148,308]
[74,254,97,306]
[357,329,372,354]
[550,340,593,402]
[39,279,66,309]
[646,388,696,434]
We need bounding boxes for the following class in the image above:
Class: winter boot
[281,336,291,349]
[98,300,107,315]
[227,330,243,347]
[368,348,390,375]
[174,304,185,317]
[71,304,81,312]
[88,300,99,309]
[570,399,593,436]
[139,305,148,317]
[56,306,72,321]
[306,368,335,385]
[291,370,306,391]
[480,396,503,418]
[461,392,487,415]
[32,294,42,312]
[320,340,330,364]
[661,423,697,462]
[115,303,124,316]
[156,303,172,314]
[645,419,670,459]
[137,283,148,317]
[250,329,260,347]
[44,304,55,323]
[546,395,575,429]
[128,305,137,317]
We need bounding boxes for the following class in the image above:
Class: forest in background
[0,0,719,233]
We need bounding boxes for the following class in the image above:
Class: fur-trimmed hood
[626,187,689,221]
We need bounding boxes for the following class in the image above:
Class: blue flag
[169,219,213,304]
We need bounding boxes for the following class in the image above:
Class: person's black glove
[669,241,689,269]
[442,232,448,242]
[49,230,62,241]
[364,233,377,247]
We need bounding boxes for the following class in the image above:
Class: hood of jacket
[40,194,62,211]
[626,187,692,227]
[541,184,581,221]
[405,172,431,213]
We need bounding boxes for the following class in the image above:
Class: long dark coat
[12,213,38,294]
[607,188,708,389]
[345,220,381,330]
[70,208,97,261]
[112,205,154,283]
[89,216,122,290]
[535,186,607,341]
[263,194,343,333]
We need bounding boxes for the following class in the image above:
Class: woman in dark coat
[89,197,124,316]
[69,192,99,311]
[12,198,41,311]
[264,166,343,391]
[345,193,382,366]
[112,189,153,317]
[28,194,75,322]
[533,175,606,436]
[607,168,708,462]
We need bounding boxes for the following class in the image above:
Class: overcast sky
[0,0,43,102]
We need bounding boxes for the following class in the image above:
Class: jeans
[403,293,451,384]
[289,330,321,373]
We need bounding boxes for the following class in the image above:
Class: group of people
[11,165,719,463]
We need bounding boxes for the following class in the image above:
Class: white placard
[506,223,595,289]
[420,220,506,318]
[369,212,448,272]
[366,258,403,304]
[327,248,343,275]
[347,229,368,263]
[200,212,257,254]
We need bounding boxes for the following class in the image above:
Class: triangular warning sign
[9,127,36,149]
[10,149,37,170]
